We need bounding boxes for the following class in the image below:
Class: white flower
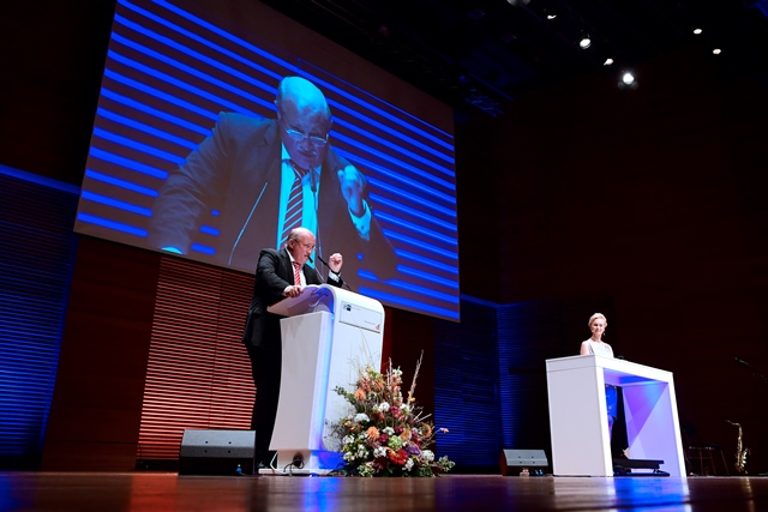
[399,404,411,414]
[377,402,390,413]
[382,427,395,435]
[404,458,414,471]
[354,413,370,423]
[356,445,368,458]
[343,451,355,461]
[421,450,435,462]
[342,435,354,445]
[373,446,387,458]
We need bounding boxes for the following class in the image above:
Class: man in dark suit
[243,226,344,468]
[147,75,395,285]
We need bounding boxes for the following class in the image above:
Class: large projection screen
[74,0,460,321]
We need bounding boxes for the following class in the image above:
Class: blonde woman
[580,312,613,358]
[580,313,618,435]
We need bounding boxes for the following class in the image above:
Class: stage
[2,472,767,511]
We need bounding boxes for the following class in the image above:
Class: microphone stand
[315,253,353,292]
[228,181,269,266]
[310,170,322,260]
[307,255,324,283]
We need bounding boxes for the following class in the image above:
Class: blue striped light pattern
[74,0,460,321]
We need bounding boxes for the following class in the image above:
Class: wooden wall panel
[42,237,160,470]
[137,257,253,461]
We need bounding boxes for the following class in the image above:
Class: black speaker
[178,429,255,475]
[500,449,548,476]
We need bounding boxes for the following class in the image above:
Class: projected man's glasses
[283,127,329,147]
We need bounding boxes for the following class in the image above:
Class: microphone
[315,252,332,272]
[307,255,324,282]
[310,169,318,193]
[315,253,353,292]
[228,181,269,265]
[734,356,750,367]
[310,170,322,258]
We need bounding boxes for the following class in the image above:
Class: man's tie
[292,261,302,286]
[281,162,305,247]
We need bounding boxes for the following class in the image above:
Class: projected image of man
[148,76,395,282]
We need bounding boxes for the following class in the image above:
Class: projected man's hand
[328,252,343,273]
[337,165,366,217]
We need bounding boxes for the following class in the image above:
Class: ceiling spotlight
[712,48,722,55]
[579,37,592,50]
[547,14,557,20]
[693,28,703,35]
[621,71,635,85]
[603,58,614,66]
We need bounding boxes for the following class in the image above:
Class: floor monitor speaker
[178,429,255,475]
[500,449,548,476]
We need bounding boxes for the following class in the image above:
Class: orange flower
[354,388,366,401]
[366,426,380,442]
[387,448,408,465]
[400,428,412,441]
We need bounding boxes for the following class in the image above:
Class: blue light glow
[190,243,216,255]
[89,147,169,180]
[84,170,159,197]
[96,107,198,150]
[81,190,152,217]
[103,69,219,122]
[101,88,211,136]
[93,126,185,165]
[198,225,220,236]
[76,212,148,237]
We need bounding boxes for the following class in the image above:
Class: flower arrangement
[331,355,455,477]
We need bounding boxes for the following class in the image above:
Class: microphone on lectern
[315,253,353,292]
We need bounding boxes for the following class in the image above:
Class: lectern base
[257,467,334,476]
[258,449,343,476]
[613,458,667,476]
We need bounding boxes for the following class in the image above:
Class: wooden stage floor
[2,472,767,511]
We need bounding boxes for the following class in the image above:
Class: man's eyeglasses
[284,127,329,147]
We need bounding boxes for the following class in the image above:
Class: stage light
[603,58,614,66]
[579,37,591,50]
[693,28,703,35]
[620,71,635,86]
[547,14,557,20]
[712,48,722,55]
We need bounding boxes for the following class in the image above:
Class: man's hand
[337,165,366,217]
[283,285,303,297]
[328,253,343,273]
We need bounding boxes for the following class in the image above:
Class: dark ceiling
[262,0,768,116]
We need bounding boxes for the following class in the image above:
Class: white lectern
[546,355,686,477]
[265,284,384,474]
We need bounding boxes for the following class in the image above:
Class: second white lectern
[546,355,686,477]
[265,284,384,474]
